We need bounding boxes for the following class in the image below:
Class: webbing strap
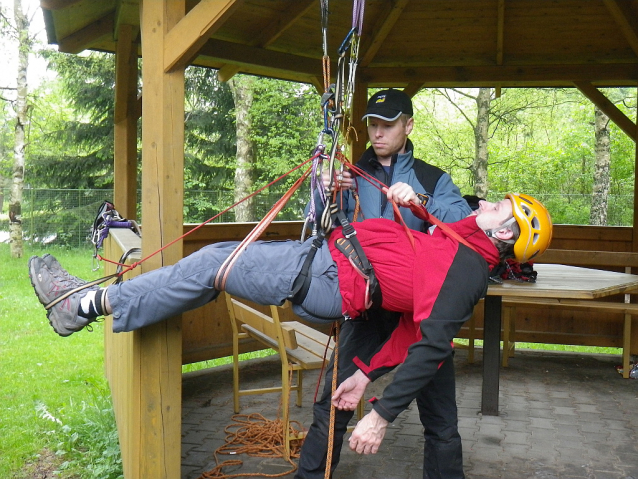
[287,232,325,304]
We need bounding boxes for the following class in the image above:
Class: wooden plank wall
[457,224,638,355]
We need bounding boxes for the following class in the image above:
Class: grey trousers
[107,238,342,332]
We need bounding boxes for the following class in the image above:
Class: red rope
[106,153,321,276]
[338,154,478,254]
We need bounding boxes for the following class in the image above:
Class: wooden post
[114,23,139,220]
[137,0,185,477]
[350,80,368,164]
[632,85,638,355]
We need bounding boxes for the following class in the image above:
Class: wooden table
[481,263,638,416]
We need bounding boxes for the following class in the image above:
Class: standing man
[297,89,472,479]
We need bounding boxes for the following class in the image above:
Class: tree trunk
[228,75,256,222]
[590,107,610,226]
[472,87,491,199]
[9,0,30,258]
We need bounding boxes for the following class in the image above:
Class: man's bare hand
[349,409,389,455]
[331,369,370,411]
[386,182,418,206]
[322,169,354,191]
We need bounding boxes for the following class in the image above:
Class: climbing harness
[90,200,140,271]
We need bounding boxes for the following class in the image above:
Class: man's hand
[322,169,354,192]
[386,182,418,206]
[349,409,389,455]
[331,369,370,411]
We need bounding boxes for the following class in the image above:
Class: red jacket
[328,216,500,421]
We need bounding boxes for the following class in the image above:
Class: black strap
[288,201,383,310]
[287,232,325,304]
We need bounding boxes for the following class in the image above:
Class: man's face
[367,116,414,164]
[473,199,514,232]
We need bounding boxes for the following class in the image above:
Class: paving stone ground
[181,349,638,479]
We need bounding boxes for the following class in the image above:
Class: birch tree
[434,88,492,198]
[590,107,611,225]
[228,75,256,222]
[0,0,33,257]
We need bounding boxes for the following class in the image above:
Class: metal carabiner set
[309,0,366,234]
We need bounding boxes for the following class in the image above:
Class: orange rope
[196,413,304,479]
[324,321,340,479]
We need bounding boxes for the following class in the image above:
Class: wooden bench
[225,293,363,459]
[501,249,638,378]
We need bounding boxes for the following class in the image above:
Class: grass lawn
[0,244,110,477]
[0,243,273,478]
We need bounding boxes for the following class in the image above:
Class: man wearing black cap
[317,88,470,230]
[297,90,471,478]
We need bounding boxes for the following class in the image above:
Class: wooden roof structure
[42,0,638,89]
[38,1,638,478]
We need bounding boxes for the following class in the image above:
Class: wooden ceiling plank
[496,0,504,65]
[217,0,315,81]
[574,81,637,141]
[253,0,316,48]
[40,0,82,10]
[360,0,411,68]
[164,0,243,73]
[603,0,638,58]
[57,11,115,54]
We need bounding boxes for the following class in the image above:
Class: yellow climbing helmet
[506,193,553,262]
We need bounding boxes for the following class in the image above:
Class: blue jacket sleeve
[425,173,472,223]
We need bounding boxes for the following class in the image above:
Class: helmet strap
[484,217,517,244]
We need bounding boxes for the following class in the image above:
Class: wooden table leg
[482,295,502,416]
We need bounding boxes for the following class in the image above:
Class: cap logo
[375,95,387,103]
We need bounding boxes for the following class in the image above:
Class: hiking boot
[28,256,98,337]
[42,254,85,289]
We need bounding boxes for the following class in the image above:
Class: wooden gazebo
[39,1,638,477]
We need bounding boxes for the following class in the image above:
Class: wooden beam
[136,0,185,477]
[574,81,636,141]
[217,0,315,81]
[114,23,138,220]
[494,0,504,98]
[217,64,241,83]
[57,12,115,54]
[164,0,242,73]
[198,39,324,77]
[360,64,638,87]
[604,0,638,58]
[359,0,410,68]
[39,0,82,10]
[633,86,638,252]
[350,79,368,164]
[402,82,423,99]
[496,0,504,66]
[115,0,140,40]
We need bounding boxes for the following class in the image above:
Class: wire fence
[0,188,310,248]
[0,188,634,248]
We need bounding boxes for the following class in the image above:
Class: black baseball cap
[362,89,413,122]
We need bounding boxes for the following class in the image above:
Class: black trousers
[294,311,464,479]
